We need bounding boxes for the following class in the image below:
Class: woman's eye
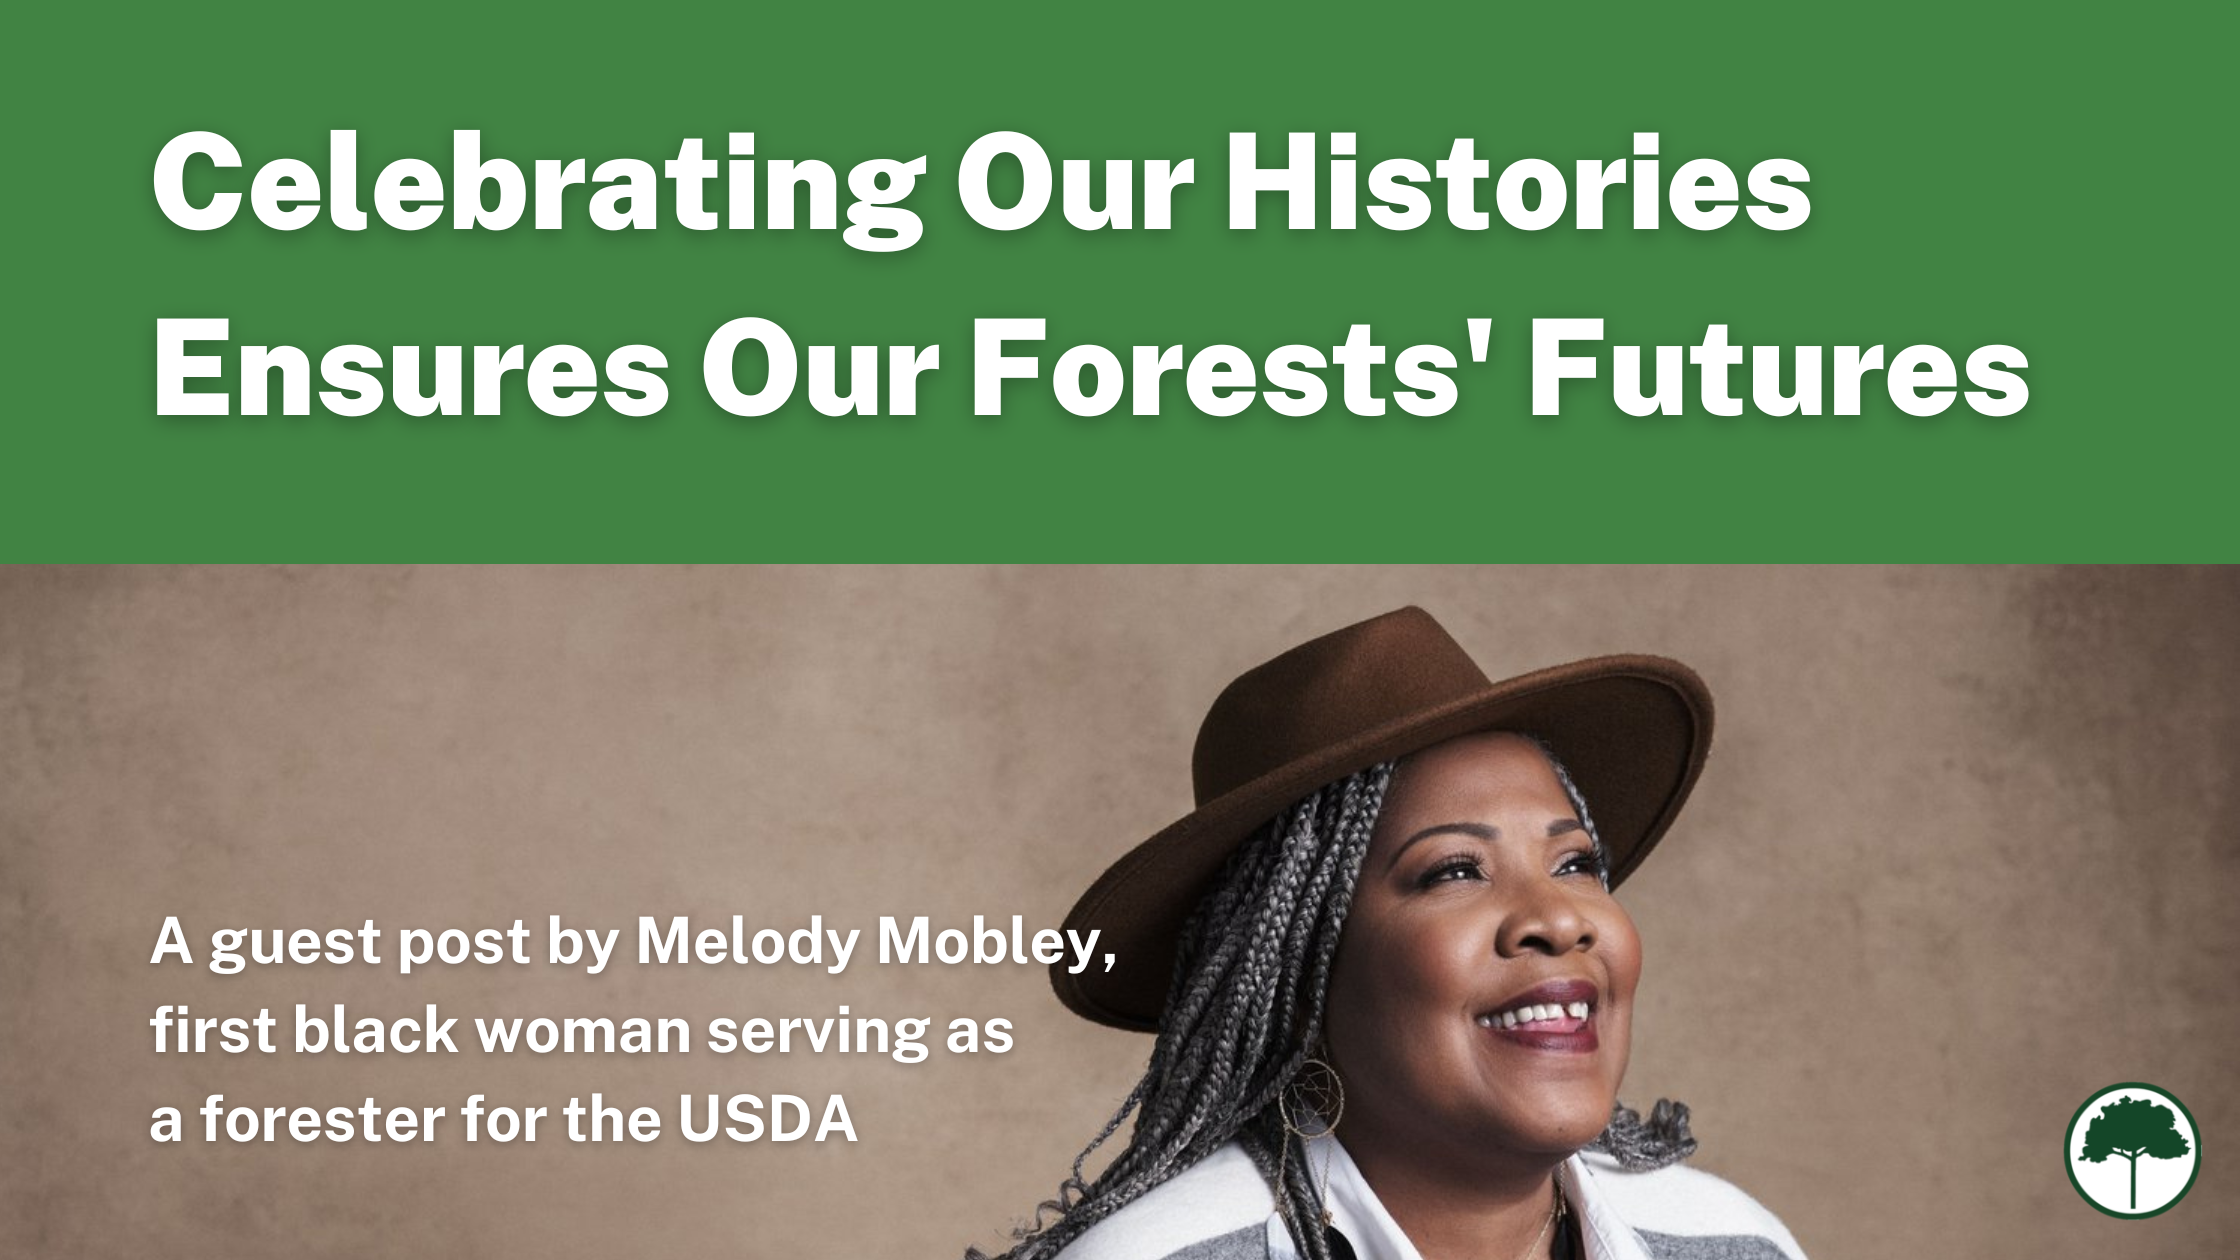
[1421,857,1485,886]
[1556,850,1609,879]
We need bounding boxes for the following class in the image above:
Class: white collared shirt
[1270,1136,1654,1260]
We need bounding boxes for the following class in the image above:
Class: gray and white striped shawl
[1054,1140,1806,1260]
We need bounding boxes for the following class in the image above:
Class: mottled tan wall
[2,568,2232,1259]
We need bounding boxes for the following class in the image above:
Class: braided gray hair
[973,740,1692,1260]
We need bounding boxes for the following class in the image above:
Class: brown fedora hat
[1052,606,1713,1032]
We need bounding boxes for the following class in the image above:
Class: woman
[974,607,1806,1260]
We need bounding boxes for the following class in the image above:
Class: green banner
[7,2,2229,557]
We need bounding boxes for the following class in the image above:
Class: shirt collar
[1264,1138,1650,1260]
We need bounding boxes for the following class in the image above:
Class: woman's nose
[1496,883,1595,957]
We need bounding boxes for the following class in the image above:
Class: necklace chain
[1513,1178,1564,1260]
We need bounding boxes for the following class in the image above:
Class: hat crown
[1192,606,1488,805]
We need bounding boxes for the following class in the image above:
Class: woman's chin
[1460,1093,1618,1160]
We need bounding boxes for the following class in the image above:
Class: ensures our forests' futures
[2078,1096,2192,1211]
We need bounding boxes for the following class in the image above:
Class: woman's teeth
[1475,1001,1591,1029]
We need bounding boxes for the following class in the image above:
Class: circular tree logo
[2065,1083,2199,1218]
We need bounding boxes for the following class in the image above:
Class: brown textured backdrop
[2,567,2234,1258]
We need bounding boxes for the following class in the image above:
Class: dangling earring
[1277,1049,1345,1226]
[1282,1052,1345,1140]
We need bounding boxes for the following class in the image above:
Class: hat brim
[1051,654,1713,1032]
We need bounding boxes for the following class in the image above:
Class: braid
[1590,1098,1699,1170]
[969,762,1395,1260]
[1535,736,1610,889]
[972,739,1692,1259]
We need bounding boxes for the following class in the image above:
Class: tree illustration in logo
[2078,1095,2192,1210]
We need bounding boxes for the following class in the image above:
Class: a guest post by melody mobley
[144,912,1110,1148]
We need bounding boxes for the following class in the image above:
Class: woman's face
[1323,731,1642,1171]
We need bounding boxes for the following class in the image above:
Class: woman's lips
[1475,980,1600,1052]
[1478,1011,1598,1052]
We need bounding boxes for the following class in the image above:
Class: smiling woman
[971,607,1806,1260]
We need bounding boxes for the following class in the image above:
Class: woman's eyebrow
[1387,817,1585,870]
[1388,821,1497,869]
